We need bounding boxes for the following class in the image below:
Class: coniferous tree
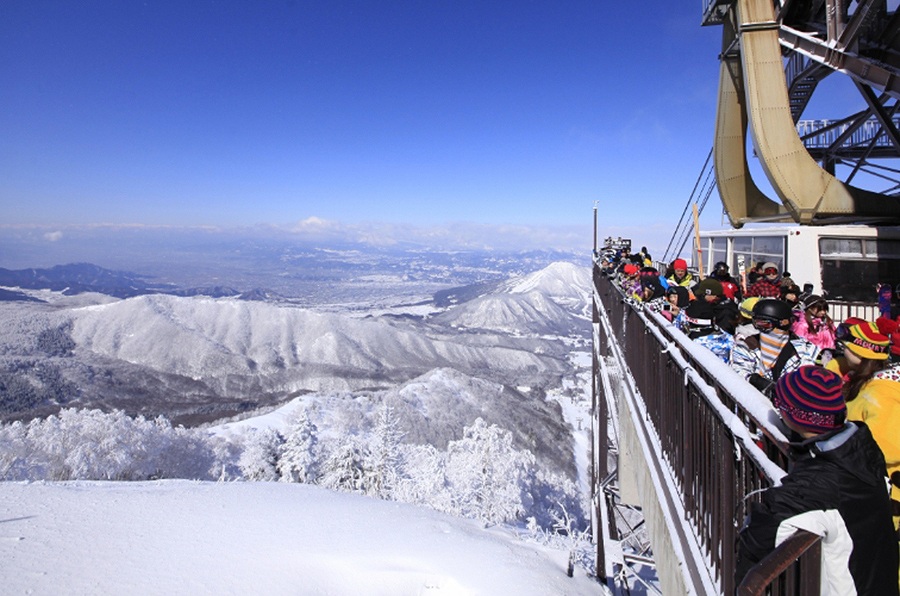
[277,408,319,484]
[319,436,367,494]
[365,402,405,499]
[445,418,535,525]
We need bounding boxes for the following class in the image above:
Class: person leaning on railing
[735,366,899,595]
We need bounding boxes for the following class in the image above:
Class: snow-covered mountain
[504,261,592,306]
[0,260,589,428]
[69,293,568,389]
[430,262,591,335]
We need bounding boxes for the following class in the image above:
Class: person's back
[736,367,898,595]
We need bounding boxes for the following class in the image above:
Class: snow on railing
[591,266,819,595]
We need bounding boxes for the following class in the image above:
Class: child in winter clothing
[791,294,836,352]
[735,366,899,595]
[731,299,820,398]
[826,318,900,539]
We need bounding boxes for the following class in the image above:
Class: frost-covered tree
[0,420,29,479]
[277,408,319,484]
[393,442,450,511]
[36,321,76,357]
[364,402,405,499]
[1,408,218,481]
[237,427,285,481]
[318,436,368,494]
[445,418,536,526]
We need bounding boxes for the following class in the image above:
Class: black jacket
[736,422,899,595]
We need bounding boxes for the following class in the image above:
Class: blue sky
[1,1,724,249]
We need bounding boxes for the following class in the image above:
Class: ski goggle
[752,317,777,331]
[763,267,778,275]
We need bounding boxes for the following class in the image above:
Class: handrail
[737,530,822,596]
[592,262,822,594]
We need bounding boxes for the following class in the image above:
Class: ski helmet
[752,299,793,331]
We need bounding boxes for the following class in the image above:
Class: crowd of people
[599,246,899,593]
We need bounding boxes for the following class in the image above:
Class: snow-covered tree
[277,408,319,484]
[445,418,536,526]
[364,402,405,499]
[237,427,285,481]
[0,420,29,479]
[318,436,367,494]
[393,443,450,510]
[0,409,218,481]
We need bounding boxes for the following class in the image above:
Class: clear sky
[0,1,724,246]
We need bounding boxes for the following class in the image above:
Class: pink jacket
[791,312,836,350]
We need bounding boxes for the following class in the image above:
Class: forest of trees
[0,405,582,530]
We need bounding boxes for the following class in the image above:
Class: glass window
[820,259,900,301]
[733,237,752,253]
[820,238,863,257]
[751,236,785,258]
[710,238,727,272]
[868,239,900,258]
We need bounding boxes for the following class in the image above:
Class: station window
[731,236,785,275]
[709,238,727,272]
[820,237,900,301]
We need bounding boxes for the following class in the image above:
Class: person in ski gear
[709,261,743,301]
[791,294,836,352]
[825,318,900,539]
[746,262,782,298]
[731,299,820,399]
[735,366,899,595]
[666,258,693,288]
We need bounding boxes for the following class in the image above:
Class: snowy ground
[0,480,603,595]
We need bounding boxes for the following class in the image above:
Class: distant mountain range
[0,260,591,441]
[0,263,276,301]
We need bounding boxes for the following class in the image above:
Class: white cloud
[44,231,64,242]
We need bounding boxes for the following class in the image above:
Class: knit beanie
[672,258,688,271]
[774,366,846,433]
[841,319,890,360]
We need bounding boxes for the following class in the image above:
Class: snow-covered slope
[70,293,566,390]
[431,262,590,335]
[385,367,576,476]
[0,480,599,595]
[504,262,591,306]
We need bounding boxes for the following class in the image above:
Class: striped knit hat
[774,366,846,433]
[841,319,890,361]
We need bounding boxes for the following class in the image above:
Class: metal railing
[797,118,900,150]
[592,265,822,594]
[737,530,822,596]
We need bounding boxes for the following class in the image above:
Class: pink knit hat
[774,366,846,433]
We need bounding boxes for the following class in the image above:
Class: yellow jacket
[828,358,900,532]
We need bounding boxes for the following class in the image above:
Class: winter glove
[748,373,775,400]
